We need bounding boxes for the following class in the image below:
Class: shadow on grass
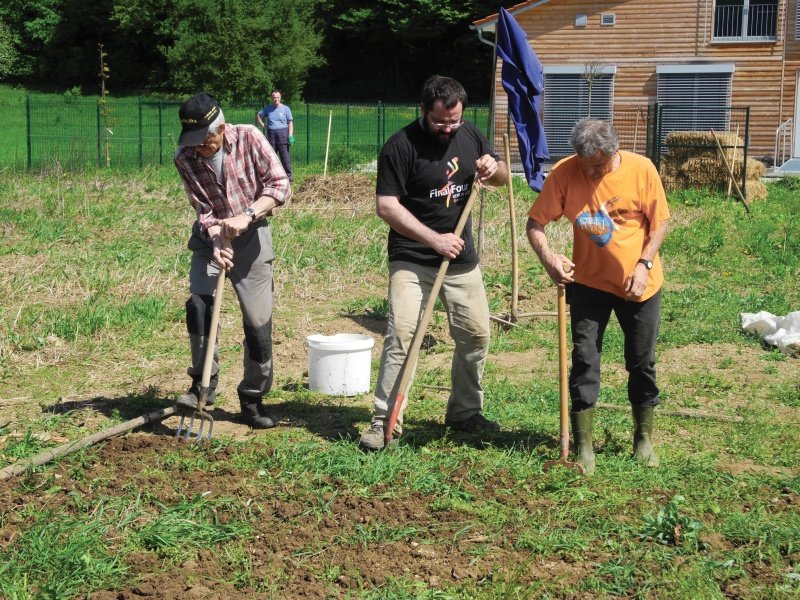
[45,392,557,459]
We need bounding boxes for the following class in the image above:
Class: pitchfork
[543,285,585,475]
[176,268,224,442]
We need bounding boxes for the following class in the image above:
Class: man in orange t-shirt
[526,118,670,475]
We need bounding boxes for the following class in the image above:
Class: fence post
[25,95,31,170]
[96,101,102,168]
[158,101,163,166]
[376,102,382,158]
[346,104,350,148]
[742,106,750,201]
[306,103,311,166]
[653,103,663,169]
[138,97,143,170]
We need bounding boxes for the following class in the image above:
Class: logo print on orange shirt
[575,197,622,248]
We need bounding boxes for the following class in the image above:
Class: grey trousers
[372,260,491,432]
[186,221,275,401]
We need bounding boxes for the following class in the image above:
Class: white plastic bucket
[305,333,375,396]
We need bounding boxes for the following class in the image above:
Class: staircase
[771,118,798,175]
[774,157,800,175]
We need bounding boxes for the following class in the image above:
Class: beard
[420,117,456,148]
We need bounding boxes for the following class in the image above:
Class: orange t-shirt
[528,151,670,300]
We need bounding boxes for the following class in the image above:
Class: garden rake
[543,285,585,475]
[176,268,225,442]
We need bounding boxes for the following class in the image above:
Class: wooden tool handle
[384,184,482,443]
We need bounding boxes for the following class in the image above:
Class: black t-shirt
[376,118,497,266]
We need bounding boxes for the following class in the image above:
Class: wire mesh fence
[12,96,490,172]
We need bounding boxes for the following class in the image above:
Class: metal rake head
[176,408,215,443]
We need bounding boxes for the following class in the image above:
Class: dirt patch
[1,434,594,598]
[291,173,375,208]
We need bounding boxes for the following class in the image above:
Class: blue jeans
[567,283,662,412]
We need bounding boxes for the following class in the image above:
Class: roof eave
[470,0,553,34]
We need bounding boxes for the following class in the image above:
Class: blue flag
[496,7,549,191]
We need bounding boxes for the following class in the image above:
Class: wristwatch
[244,207,256,222]
[637,258,653,270]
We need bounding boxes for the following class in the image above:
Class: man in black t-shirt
[359,75,508,451]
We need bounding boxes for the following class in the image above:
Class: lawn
[0,166,798,598]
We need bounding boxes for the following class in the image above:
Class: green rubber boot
[632,405,659,467]
[570,408,596,475]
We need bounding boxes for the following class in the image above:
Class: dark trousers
[266,128,292,181]
[567,283,662,412]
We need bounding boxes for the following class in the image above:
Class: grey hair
[207,109,225,135]
[570,118,619,157]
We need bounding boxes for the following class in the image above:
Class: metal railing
[774,118,793,169]
[713,2,777,41]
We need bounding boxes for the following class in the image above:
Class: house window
[713,0,777,41]
[543,66,616,159]
[656,64,734,135]
[796,1,800,41]
[601,13,616,26]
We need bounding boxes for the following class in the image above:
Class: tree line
[0,0,506,104]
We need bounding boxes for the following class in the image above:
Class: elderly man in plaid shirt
[174,92,292,429]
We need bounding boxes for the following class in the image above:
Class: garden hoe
[543,285,585,475]
[384,184,481,447]
[176,269,225,442]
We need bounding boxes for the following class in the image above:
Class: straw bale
[659,160,679,179]
[660,173,685,193]
[682,156,726,188]
[745,180,768,201]
[746,158,766,179]
[665,130,742,147]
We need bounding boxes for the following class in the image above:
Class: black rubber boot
[570,408,596,475]
[632,405,659,467]
[176,376,217,410]
[239,393,275,429]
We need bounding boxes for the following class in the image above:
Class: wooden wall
[489,0,798,161]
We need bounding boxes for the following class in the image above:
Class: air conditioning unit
[601,13,616,26]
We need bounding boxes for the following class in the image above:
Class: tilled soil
[0,434,591,598]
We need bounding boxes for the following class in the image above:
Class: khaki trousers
[372,260,490,432]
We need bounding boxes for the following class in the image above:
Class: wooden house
[472,0,800,173]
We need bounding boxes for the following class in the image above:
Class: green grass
[0,168,798,598]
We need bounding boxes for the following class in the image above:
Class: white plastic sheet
[741,311,800,357]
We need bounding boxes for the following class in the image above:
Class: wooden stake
[727,124,740,197]
[503,133,520,322]
[323,110,333,177]
[633,107,643,154]
[711,129,750,215]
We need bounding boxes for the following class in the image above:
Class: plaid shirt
[174,124,292,232]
